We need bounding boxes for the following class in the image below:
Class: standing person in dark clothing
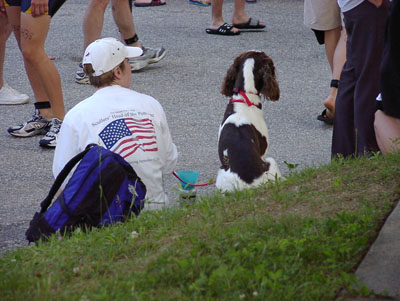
[331,0,390,158]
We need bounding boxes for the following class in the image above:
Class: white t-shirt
[53,85,178,210]
[337,0,365,12]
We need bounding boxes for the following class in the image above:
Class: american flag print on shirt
[99,117,158,158]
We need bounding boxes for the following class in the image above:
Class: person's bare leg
[374,110,400,155]
[82,0,110,52]
[0,17,12,88]
[111,0,142,48]
[209,0,239,33]
[210,0,225,27]
[323,27,346,117]
[6,6,51,116]
[231,0,264,26]
[20,13,65,120]
[324,27,340,70]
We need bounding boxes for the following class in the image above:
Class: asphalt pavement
[0,0,398,298]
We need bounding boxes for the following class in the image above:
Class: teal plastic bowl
[176,170,200,190]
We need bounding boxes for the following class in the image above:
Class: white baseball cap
[82,37,143,76]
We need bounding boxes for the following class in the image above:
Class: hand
[368,0,383,7]
[30,0,49,17]
[0,0,7,18]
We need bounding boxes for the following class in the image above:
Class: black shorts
[312,29,325,45]
[5,0,66,17]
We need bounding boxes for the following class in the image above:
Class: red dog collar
[230,90,262,109]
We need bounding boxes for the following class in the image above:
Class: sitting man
[53,37,178,210]
[374,0,400,155]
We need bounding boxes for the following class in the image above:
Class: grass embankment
[1,152,400,300]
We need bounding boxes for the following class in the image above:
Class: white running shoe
[0,83,29,105]
[8,112,51,137]
[129,47,166,71]
[39,118,62,148]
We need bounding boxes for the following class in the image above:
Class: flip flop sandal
[134,0,166,7]
[233,18,265,29]
[317,109,334,125]
[206,23,240,36]
[189,0,211,6]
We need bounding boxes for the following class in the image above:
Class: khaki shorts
[304,0,342,31]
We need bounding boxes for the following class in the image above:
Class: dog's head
[221,51,280,101]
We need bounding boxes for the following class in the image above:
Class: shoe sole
[39,141,56,148]
[0,99,29,105]
[130,60,149,71]
[75,77,90,85]
[8,128,48,137]
[130,50,167,71]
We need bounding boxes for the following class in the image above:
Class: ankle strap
[124,34,139,45]
[330,80,339,88]
[34,101,51,110]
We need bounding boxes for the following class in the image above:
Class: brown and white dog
[216,51,281,192]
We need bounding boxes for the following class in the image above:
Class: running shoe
[75,63,90,84]
[129,47,166,71]
[0,83,29,105]
[39,118,62,148]
[7,112,51,137]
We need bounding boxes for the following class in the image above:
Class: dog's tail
[215,168,243,192]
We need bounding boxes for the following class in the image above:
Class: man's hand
[0,0,7,18]
[30,0,49,17]
[368,0,383,7]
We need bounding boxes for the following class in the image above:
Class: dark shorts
[5,0,66,17]
[312,29,325,45]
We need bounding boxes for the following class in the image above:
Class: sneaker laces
[141,47,160,59]
[0,83,26,98]
[4,83,21,94]
[76,63,85,75]
[28,111,45,123]
[2,83,14,94]
[46,118,62,138]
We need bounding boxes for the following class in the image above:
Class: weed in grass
[283,160,300,172]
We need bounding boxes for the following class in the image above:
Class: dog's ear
[260,56,280,101]
[221,54,244,97]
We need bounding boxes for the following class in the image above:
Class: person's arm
[52,121,80,180]
[157,106,178,175]
[0,0,6,18]
[368,0,383,7]
[375,110,400,154]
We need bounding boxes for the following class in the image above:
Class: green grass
[1,152,400,300]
